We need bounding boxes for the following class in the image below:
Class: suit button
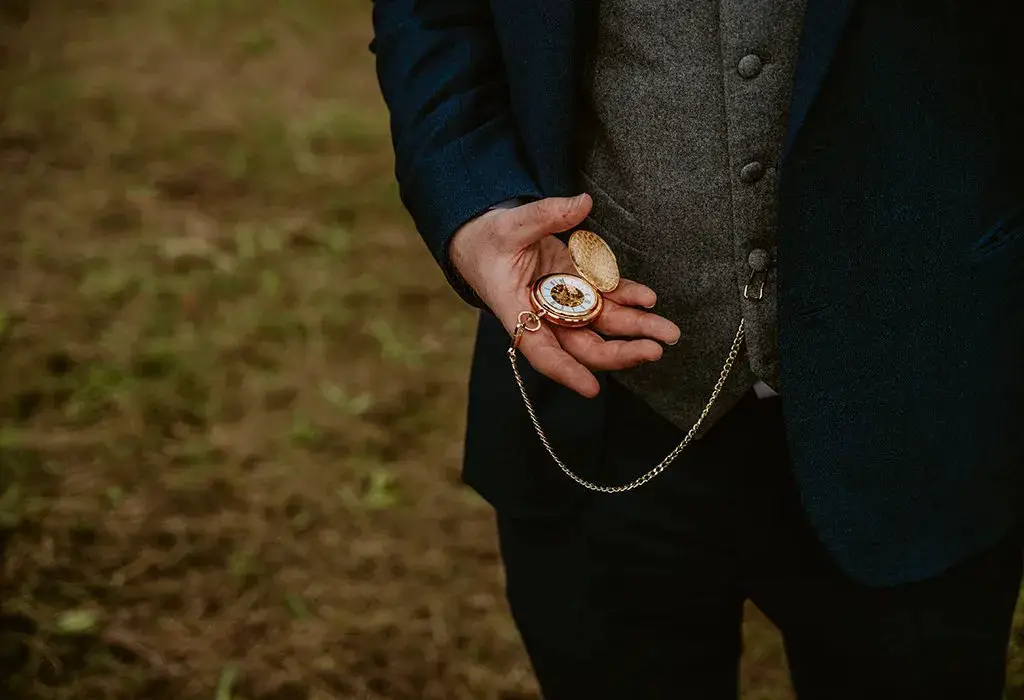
[740,161,765,184]
[738,54,763,79]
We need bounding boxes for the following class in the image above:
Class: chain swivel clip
[510,310,545,353]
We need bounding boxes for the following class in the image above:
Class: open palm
[449,194,681,397]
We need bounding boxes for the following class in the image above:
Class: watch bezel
[530,273,604,327]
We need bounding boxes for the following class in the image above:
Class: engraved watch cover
[568,230,620,293]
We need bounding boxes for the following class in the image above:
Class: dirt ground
[2,2,1024,699]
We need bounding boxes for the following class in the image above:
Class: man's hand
[449,194,681,398]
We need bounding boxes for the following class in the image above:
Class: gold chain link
[507,316,746,493]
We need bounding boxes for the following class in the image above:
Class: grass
[1,1,1022,699]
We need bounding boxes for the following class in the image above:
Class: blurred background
[2,2,1024,699]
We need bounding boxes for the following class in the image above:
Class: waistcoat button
[740,161,765,184]
[737,54,763,79]
[748,248,771,271]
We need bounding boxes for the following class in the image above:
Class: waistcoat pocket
[578,170,648,284]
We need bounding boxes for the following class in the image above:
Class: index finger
[603,277,657,309]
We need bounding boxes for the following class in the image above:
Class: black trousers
[497,385,1023,699]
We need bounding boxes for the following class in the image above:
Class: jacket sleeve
[371,0,544,308]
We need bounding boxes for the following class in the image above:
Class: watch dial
[538,274,599,316]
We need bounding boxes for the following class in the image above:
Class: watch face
[535,273,600,318]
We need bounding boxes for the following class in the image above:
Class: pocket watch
[530,230,620,327]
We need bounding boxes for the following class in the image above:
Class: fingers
[515,323,601,398]
[497,275,678,395]
[593,300,681,345]
[503,302,678,395]
[491,286,601,398]
[504,194,593,249]
[555,327,664,371]
[603,278,657,309]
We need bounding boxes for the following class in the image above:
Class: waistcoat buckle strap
[744,269,765,300]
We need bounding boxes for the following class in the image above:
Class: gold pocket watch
[529,230,621,327]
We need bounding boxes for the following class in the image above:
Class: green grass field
[2,2,1024,698]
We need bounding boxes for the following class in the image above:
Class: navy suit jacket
[373,0,1024,585]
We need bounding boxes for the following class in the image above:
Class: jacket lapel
[783,0,858,162]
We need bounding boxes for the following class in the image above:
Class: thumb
[505,193,592,249]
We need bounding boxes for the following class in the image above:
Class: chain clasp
[510,310,544,351]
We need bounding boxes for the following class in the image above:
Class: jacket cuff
[402,155,542,308]
[438,194,541,310]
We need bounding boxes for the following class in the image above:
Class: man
[372,2,1024,697]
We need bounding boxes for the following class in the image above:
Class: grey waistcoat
[577,0,807,436]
